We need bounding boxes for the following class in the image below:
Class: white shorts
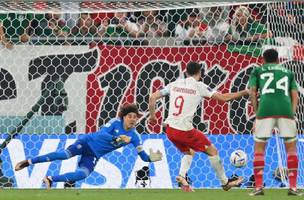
[254,118,297,142]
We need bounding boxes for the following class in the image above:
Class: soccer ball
[230,150,247,168]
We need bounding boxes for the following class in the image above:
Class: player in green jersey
[248,49,302,196]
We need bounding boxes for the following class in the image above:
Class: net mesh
[0,0,303,189]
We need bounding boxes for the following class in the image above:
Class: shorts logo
[77,144,82,149]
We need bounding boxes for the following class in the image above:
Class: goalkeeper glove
[149,148,163,162]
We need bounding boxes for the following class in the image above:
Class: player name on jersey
[172,87,196,95]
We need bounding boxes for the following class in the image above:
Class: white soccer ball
[230,150,248,168]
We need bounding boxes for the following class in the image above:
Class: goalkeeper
[15,104,163,188]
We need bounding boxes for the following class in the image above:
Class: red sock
[253,152,264,189]
[287,153,298,190]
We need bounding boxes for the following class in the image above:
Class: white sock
[208,155,228,185]
[179,155,193,177]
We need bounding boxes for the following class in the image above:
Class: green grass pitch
[0,189,302,200]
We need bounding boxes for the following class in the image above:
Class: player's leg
[205,145,228,187]
[183,128,242,191]
[43,151,97,189]
[178,149,195,180]
[15,139,86,171]
[204,144,243,191]
[176,149,195,191]
[166,126,194,192]
[278,118,303,196]
[249,141,266,196]
[284,141,303,196]
[249,118,274,196]
[166,126,194,181]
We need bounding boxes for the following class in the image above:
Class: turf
[0,189,302,200]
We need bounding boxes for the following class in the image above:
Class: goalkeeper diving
[15,104,163,188]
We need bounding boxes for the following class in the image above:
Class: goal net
[0,0,303,188]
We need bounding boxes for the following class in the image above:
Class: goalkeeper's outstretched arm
[132,132,163,162]
[137,146,163,162]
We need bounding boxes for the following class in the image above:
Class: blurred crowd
[0,2,303,48]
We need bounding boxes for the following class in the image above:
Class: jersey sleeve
[131,130,144,151]
[100,118,120,132]
[159,83,172,96]
[249,68,258,89]
[98,118,118,135]
[290,72,298,91]
[131,130,151,162]
[198,82,216,98]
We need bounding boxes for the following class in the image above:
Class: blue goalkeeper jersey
[80,118,144,159]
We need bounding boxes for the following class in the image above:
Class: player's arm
[111,135,131,147]
[95,128,129,147]
[249,87,258,113]
[97,130,115,142]
[97,119,124,144]
[211,89,249,102]
[290,73,299,115]
[132,132,163,162]
[99,130,131,147]
[149,90,167,123]
[137,146,163,162]
[248,68,259,113]
[291,89,299,115]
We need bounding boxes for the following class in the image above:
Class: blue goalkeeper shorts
[66,139,98,174]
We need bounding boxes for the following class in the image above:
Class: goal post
[0,0,303,188]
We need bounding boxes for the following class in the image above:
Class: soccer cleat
[222,176,244,191]
[15,160,30,171]
[43,176,53,189]
[249,188,264,196]
[288,189,304,196]
[176,176,194,192]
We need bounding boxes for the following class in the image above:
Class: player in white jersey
[149,62,248,192]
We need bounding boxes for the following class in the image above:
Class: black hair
[186,61,201,76]
[263,49,279,63]
[119,103,139,118]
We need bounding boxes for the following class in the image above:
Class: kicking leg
[205,145,243,191]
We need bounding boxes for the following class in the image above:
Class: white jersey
[160,77,215,131]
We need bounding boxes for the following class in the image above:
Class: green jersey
[249,63,298,119]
